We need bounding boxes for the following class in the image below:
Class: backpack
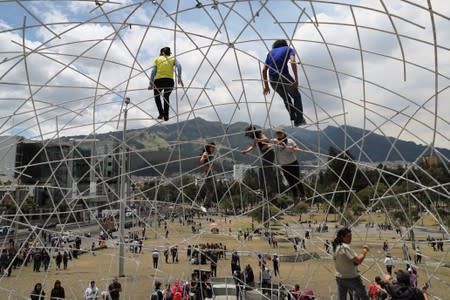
[368,282,379,297]
[151,290,163,300]
[164,290,173,300]
[173,291,182,300]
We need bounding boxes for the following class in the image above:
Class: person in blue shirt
[262,40,305,126]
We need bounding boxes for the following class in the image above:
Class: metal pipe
[118,97,130,277]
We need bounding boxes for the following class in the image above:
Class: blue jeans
[270,74,304,122]
[336,276,369,300]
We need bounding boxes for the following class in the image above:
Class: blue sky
[0,0,449,150]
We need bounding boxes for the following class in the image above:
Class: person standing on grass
[415,246,422,264]
[108,278,122,300]
[151,281,164,300]
[273,254,280,277]
[63,251,69,270]
[50,280,65,300]
[84,280,100,300]
[262,39,306,127]
[384,254,394,275]
[30,283,46,300]
[332,227,370,300]
[148,47,183,121]
[152,249,160,269]
[231,250,240,274]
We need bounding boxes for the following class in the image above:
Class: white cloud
[0,0,449,149]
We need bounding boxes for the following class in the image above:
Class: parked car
[28,224,43,231]
[0,226,15,236]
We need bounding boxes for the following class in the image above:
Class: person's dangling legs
[154,78,174,121]
[204,175,214,209]
[282,163,299,204]
[163,89,170,121]
[162,79,174,120]
[153,84,164,119]
[286,79,304,125]
[272,76,305,126]
[271,78,295,122]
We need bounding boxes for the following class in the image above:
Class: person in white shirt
[152,249,160,269]
[84,280,100,300]
[384,254,394,275]
[271,128,306,205]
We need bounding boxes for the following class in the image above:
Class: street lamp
[118,97,130,277]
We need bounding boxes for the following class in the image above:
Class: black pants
[154,78,174,119]
[203,173,216,208]
[259,150,276,198]
[386,265,392,275]
[281,160,305,199]
[270,74,304,122]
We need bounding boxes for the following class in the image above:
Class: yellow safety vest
[152,55,175,79]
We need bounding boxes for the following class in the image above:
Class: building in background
[0,136,120,225]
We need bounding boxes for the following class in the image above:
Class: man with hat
[380,269,426,300]
[271,128,306,205]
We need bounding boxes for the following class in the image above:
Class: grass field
[0,213,448,299]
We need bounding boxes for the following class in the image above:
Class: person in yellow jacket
[148,47,183,121]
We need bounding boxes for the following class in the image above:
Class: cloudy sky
[0,0,449,150]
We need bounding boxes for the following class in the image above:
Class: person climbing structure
[241,125,277,199]
[148,46,183,121]
[200,142,217,209]
[262,39,306,126]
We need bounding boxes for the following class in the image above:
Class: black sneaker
[294,119,306,127]
[157,115,164,120]
[164,115,169,121]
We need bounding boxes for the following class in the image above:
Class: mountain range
[80,118,449,176]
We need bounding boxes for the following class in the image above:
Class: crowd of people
[0,234,84,277]
[30,277,121,300]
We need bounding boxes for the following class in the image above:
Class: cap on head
[274,127,285,134]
